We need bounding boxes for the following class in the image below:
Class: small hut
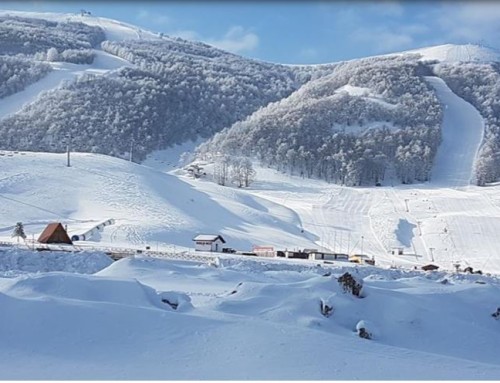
[37,223,73,245]
[193,234,225,252]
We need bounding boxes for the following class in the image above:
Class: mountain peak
[404,43,500,63]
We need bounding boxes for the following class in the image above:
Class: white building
[193,234,226,252]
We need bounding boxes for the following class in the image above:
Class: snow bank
[1,272,170,310]
[0,247,113,276]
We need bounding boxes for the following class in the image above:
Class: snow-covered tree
[213,154,231,186]
[241,158,256,187]
[46,47,59,62]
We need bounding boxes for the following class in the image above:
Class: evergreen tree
[12,222,26,242]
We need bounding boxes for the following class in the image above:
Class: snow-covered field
[2,142,500,378]
[0,247,499,380]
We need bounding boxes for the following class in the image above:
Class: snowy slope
[0,151,319,253]
[0,253,499,379]
[3,147,500,274]
[0,52,132,119]
[406,43,500,63]
[0,10,161,42]
[427,76,484,187]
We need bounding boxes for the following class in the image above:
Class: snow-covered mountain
[407,43,500,63]
[1,10,500,185]
[3,10,500,380]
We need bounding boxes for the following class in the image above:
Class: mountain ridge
[1,10,500,185]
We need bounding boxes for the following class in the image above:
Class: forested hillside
[2,12,500,186]
[197,55,442,186]
[0,32,315,161]
[0,56,51,98]
[0,15,104,60]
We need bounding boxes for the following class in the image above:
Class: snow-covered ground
[407,43,500,63]
[0,247,499,379]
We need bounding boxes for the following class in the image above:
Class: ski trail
[0,51,132,121]
[426,76,484,187]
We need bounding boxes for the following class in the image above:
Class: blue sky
[3,1,500,64]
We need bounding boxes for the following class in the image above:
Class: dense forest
[0,15,105,57]
[0,55,51,99]
[197,55,442,186]
[0,35,315,160]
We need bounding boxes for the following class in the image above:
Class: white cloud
[436,3,500,44]
[136,9,171,26]
[351,26,414,53]
[169,29,201,41]
[299,48,320,60]
[168,26,259,54]
[205,26,259,54]
[368,1,404,18]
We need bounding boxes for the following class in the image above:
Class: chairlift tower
[66,132,71,167]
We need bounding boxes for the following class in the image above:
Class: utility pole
[429,247,435,262]
[340,231,343,253]
[66,132,71,167]
[404,198,409,212]
[361,235,364,255]
[129,138,134,162]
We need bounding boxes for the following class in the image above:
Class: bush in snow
[338,272,364,297]
[356,320,372,340]
[46,47,59,62]
[492,307,500,319]
[60,49,95,64]
[159,291,193,312]
[320,298,334,317]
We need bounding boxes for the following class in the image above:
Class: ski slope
[407,43,500,63]
[427,76,484,187]
[0,51,132,119]
[3,147,500,273]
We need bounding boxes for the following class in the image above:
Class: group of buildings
[192,234,376,265]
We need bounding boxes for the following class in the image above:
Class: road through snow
[426,76,484,187]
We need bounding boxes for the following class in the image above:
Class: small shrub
[492,307,500,319]
[320,299,334,317]
[338,272,363,297]
[161,298,178,310]
[356,320,372,340]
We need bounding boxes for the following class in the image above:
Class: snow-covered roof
[192,234,226,243]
